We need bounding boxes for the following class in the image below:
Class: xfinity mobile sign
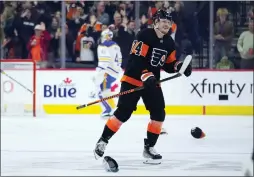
[189,72,253,105]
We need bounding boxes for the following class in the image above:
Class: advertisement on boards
[2,80,14,94]
[187,72,253,105]
[43,77,77,98]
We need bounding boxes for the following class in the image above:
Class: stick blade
[179,55,192,75]
[76,104,87,110]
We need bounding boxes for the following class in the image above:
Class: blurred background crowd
[0,1,253,69]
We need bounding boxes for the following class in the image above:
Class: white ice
[1,115,253,176]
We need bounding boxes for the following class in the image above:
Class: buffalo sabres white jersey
[97,40,122,78]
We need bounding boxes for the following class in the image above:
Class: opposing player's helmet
[101,29,113,42]
[152,9,172,24]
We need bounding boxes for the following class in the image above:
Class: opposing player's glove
[174,61,192,77]
[141,72,157,89]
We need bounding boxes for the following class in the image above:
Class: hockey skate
[94,137,108,160]
[160,128,168,135]
[100,112,113,119]
[100,109,115,119]
[143,139,162,165]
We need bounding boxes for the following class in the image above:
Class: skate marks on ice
[1,115,252,176]
[1,150,109,176]
[112,152,243,173]
[1,150,245,176]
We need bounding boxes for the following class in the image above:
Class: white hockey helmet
[101,29,113,43]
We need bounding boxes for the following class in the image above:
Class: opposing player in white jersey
[93,29,122,118]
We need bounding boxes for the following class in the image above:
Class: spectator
[40,22,51,63]
[54,11,61,23]
[75,14,101,63]
[171,2,184,59]
[1,2,15,31]
[35,2,52,29]
[114,19,135,68]
[14,8,37,59]
[77,4,88,21]
[66,3,77,21]
[214,8,234,65]
[27,25,45,65]
[2,27,22,59]
[237,19,254,69]
[67,4,85,37]
[104,1,118,24]
[76,36,94,62]
[140,14,148,30]
[86,14,102,40]
[96,1,110,25]
[182,1,201,54]
[216,56,235,69]
[147,1,163,25]
[109,11,122,33]
[125,1,134,21]
[57,24,75,63]
[48,17,60,68]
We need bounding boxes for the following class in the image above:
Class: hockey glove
[174,61,192,77]
[141,72,157,89]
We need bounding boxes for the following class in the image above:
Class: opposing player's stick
[0,69,34,94]
[76,55,192,110]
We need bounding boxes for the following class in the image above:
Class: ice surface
[1,115,253,176]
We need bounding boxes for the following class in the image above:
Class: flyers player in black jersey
[94,9,192,164]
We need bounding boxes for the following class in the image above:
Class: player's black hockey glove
[174,61,192,77]
[141,72,157,89]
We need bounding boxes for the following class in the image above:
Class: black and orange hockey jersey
[121,28,177,87]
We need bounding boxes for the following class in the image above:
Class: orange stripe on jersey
[106,116,122,132]
[94,23,102,32]
[165,50,176,63]
[79,24,87,34]
[141,72,154,81]
[147,120,163,134]
[121,75,143,87]
[140,43,149,57]
[171,23,177,33]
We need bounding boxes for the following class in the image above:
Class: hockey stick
[76,55,192,110]
[0,69,34,94]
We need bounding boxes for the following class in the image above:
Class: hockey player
[93,29,123,118]
[94,9,192,164]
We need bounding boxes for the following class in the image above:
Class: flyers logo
[151,48,168,67]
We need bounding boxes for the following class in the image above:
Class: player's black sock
[101,116,122,141]
[101,125,116,141]
[147,131,159,147]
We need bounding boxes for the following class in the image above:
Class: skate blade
[160,131,168,135]
[94,150,102,160]
[100,114,113,119]
[143,159,161,165]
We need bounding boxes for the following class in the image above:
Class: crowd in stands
[0,1,253,69]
